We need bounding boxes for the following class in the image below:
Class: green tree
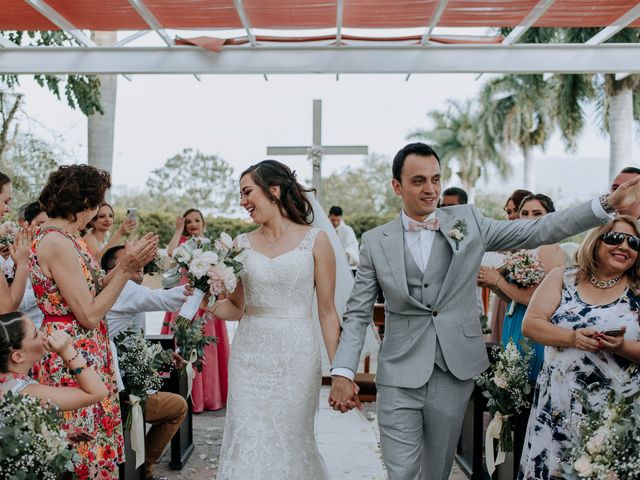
[146,148,236,215]
[408,98,509,196]
[322,154,402,216]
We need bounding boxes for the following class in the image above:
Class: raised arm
[22,330,108,411]
[0,230,31,313]
[94,220,137,260]
[167,217,185,257]
[313,231,341,364]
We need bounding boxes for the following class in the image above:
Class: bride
[212,160,357,479]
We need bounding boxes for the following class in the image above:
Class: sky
[13,69,640,211]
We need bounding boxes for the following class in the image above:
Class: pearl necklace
[589,274,623,289]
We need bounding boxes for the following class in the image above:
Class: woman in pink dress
[162,208,230,412]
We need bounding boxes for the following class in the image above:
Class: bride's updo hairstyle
[241,160,315,225]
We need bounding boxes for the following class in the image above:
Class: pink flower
[207,264,238,296]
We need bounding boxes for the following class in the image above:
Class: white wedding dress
[217,228,329,480]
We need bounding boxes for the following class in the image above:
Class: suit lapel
[380,216,428,311]
[434,208,457,305]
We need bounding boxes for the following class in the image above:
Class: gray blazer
[332,201,606,388]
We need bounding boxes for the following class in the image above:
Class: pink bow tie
[408,218,440,232]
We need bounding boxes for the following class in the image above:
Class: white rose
[219,232,233,250]
[189,251,219,279]
[492,374,508,389]
[449,228,463,240]
[173,246,191,264]
[586,428,608,455]
[574,456,594,477]
[222,265,238,293]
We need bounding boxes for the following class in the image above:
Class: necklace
[589,274,623,289]
[261,222,291,249]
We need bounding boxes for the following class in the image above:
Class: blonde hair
[575,215,640,293]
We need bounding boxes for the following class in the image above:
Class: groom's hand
[329,376,360,413]
[608,174,640,212]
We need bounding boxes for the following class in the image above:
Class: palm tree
[408,98,510,197]
[479,74,553,191]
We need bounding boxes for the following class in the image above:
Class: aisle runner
[316,387,386,480]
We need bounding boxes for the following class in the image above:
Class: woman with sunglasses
[518,216,640,480]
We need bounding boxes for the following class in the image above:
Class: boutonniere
[447,219,467,251]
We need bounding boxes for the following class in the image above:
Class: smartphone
[125,208,137,223]
[601,327,624,337]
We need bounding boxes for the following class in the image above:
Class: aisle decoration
[0,391,75,480]
[475,340,532,475]
[162,232,244,391]
[114,328,174,468]
[562,387,640,480]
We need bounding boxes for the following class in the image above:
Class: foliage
[145,148,236,215]
[475,341,532,452]
[322,154,403,215]
[0,391,76,479]
[562,385,640,479]
[164,315,216,372]
[408,98,510,193]
[474,192,508,220]
[1,31,102,116]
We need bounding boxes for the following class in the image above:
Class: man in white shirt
[328,206,360,273]
[102,246,188,480]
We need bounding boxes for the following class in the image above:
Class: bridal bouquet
[502,250,545,288]
[0,391,76,480]
[0,221,19,246]
[475,340,532,474]
[162,233,244,326]
[562,387,640,480]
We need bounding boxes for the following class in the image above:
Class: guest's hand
[175,216,185,233]
[477,266,501,289]
[595,326,627,352]
[329,376,360,413]
[122,233,159,274]
[608,175,640,212]
[10,229,31,266]
[172,352,186,369]
[0,244,10,260]
[572,328,601,352]
[184,284,194,297]
[44,330,73,355]
[118,219,137,236]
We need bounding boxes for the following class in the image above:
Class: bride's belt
[244,305,311,319]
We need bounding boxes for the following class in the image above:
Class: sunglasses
[600,232,640,252]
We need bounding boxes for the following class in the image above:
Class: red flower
[75,463,90,479]
[101,416,118,437]
[102,445,116,460]
[75,338,99,355]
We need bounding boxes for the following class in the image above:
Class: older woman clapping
[518,216,640,480]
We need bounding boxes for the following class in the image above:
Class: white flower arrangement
[503,250,545,288]
[306,145,324,169]
[0,221,19,246]
[0,392,76,479]
[562,386,640,480]
[447,219,467,250]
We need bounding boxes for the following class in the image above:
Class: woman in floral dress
[519,216,640,479]
[30,165,159,479]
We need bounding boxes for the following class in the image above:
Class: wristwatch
[599,194,617,216]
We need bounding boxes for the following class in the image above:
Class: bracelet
[65,349,81,364]
[69,362,88,376]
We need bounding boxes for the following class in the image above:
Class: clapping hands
[122,232,160,275]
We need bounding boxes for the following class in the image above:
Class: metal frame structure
[1,0,639,76]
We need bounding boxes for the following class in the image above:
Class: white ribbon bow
[128,394,145,469]
[185,349,198,399]
[485,412,511,476]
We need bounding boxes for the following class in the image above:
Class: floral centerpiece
[502,250,545,288]
[0,221,19,247]
[475,340,532,475]
[0,391,76,480]
[562,387,640,480]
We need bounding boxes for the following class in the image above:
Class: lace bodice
[237,228,319,310]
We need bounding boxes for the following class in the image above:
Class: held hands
[44,330,72,355]
[10,229,32,266]
[608,175,640,212]
[328,376,361,413]
[477,266,501,289]
[122,233,159,274]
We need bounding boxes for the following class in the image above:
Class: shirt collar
[401,210,437,232]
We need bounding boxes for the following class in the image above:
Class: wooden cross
[267,99,368,205]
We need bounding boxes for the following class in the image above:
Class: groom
[329,142,640,480]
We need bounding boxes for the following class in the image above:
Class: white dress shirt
[335,220,360,269]
[20,279,44,328]
[106,281,186,339]
[331,199,613,382]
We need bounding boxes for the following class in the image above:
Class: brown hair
[181,208,206,237]
[0,312,26,372]
[0,172,11,193]
[505,189,532,211]
[85,202,114,233]
[40,165,111,222]
[575,216,640,293]
[240,160,314,225]
[518,193,556,214]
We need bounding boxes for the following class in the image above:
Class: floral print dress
[518,268,640,480]
[30,226,124,479]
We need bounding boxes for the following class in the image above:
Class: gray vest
[403,232,452,371]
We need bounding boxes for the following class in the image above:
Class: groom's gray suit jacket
[332,201,606,388]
